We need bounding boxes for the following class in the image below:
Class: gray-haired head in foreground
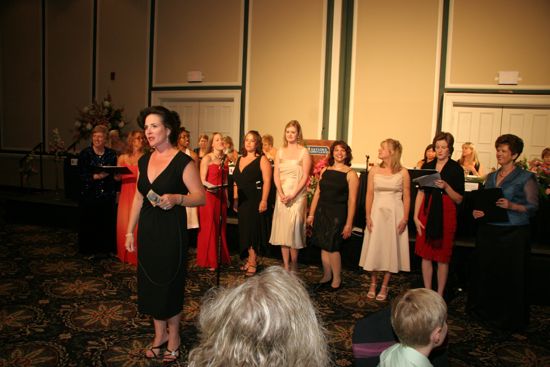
[187,266,331,367]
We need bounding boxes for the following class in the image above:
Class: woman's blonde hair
[379,138,403,173]
[458,142,480,166]
[283,120,305,147]
[124,130,145,155]
[187,266,331,367]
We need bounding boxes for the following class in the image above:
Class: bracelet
[307,215,314,218]
[125,233,134,237]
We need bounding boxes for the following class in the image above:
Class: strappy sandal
[145,340,167,359]
[240,261,250,271]
[163,346,180,364]
[376,285,389,301]
[367,283,377,299]
[245,264,257,277]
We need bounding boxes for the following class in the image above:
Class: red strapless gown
[116,164,138,265]
[197,163,231,269]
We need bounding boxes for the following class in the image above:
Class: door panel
[163,102,200,149]
[450,107,502,171]
[502,109,550,161]
[199,102,236,142]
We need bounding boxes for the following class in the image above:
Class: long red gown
[197,163,231,269]
[116,164,138,265]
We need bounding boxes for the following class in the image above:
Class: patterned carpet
[0,224,549,366]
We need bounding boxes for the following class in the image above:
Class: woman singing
[124,106,205,362]
[468,134,538,330]
[197,132,231,270]
[269,120,312,272]
[359,139,410,301]
[308,141,358,291]
[414,132,464,297]
[232,130,272,276]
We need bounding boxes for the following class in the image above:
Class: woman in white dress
[269,120,312,272]
[178,128,200,232]
[359,139,410,301]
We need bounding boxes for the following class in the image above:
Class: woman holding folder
[468,134,539,331]
[413,132,464,297]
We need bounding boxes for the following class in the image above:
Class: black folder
[91,165,132,175]
[472,188,508,223]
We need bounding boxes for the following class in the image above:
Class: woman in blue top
[468,134,539,331]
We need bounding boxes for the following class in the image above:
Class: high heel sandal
[163,346,180,364]
[367,283,377,299]
[245,263,257,276]
[145,340,168,359]
[376,285,389,301]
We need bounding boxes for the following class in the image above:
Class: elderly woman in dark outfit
[468,134,538,331]
[78,125,118,256]
[414,132,464,297]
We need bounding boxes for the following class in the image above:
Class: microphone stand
[216,154,227,287]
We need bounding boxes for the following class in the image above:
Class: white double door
[161,101,238,150]
[445,107,550,171]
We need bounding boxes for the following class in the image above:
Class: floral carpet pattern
[0,224,549,366]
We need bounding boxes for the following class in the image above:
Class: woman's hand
[397,218,407,234]
[158,194,180,210]
[472,210,485,219]
[125,234,135,253]
[233,198,239,212]
[434,179,448,190]
[414,217,425,236]
[306,215,314,226]
[342,224,352,239]
[258,200,267,213]
[366,217,373,233]
[496,198,512,210]
[93,172,109,180]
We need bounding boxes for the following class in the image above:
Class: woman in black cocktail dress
[125,106,205,362]
[233,130,272,276]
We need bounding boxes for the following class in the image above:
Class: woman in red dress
[413,132,464,296]
[116,130,146,265]
[197,132,231,270]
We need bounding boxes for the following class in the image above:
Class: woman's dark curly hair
[328,140,353,166]
[495,134,524,160]
[137,106,181,146]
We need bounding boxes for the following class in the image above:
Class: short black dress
[232,156,269,257]
[311,169,349,252]
[137,151,190,319]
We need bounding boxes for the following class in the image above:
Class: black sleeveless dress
[137,151,190,319]
[232,156,269,257]
[311,169,349,252]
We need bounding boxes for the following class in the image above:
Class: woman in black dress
[125,106,205,362]
[232,130,272,276]
[307,141,359,290]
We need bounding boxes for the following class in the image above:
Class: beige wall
[351,0,441,167]
[155,0,243,85]
[449,0,550,88]
[0,0,42,150]
[2,0,550,189]
[46,0,93,151]
[246,0,326,145]
[96,0,149,131]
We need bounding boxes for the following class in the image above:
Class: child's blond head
[391,288,447,348]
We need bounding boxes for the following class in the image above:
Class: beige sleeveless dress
[269,147,307,249]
